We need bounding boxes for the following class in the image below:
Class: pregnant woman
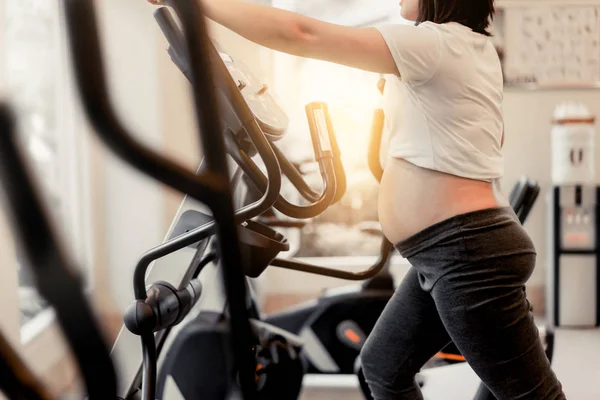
[147,0,565,398]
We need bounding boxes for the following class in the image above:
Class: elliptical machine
[0,0,255,398]
[63,1,292,399]
[65,1,391,399]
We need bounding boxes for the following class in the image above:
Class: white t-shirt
[376,21,504,181]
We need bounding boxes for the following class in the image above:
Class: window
[269,1,407,259]
[275,57,383,258]
[3,0,92,342]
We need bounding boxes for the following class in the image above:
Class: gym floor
[300,329,600,400]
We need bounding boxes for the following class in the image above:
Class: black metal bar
[169,2,225,176]
[595,186,600,326]
[154,8,187,63]
[133,220,215,300]
[141,332,157,400]
[271,239,394,280]
[545,329,555,362]
[508,176,529,216]
[62,0,226,210]
[597,186,600,326]
[276,160,336,218]
[553,187,561,327]
[226,137,271,189]
[0,104,117,399]
[516,182,540,224]
[152,1,258,397]
[226,138,337,218]
[272,145,320,202]
[305,103,333,164]
[154,245,213,359]
[267,102,393,280]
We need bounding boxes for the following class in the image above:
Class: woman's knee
[359,335,380,375]
[360,336,418,396]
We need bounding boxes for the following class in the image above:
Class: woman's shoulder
[418,21,481,37]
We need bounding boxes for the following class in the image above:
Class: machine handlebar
[268,96,394,280]
[368,109,385,183]
[154,7,346,218]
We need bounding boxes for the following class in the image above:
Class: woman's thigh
[361,268,452,397]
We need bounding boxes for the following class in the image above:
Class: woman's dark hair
[417,0,495,36]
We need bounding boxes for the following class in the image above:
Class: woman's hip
[394,206,537,290]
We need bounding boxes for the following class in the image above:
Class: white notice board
[496,6,600,87]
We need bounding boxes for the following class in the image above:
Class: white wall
[502,88,600,284]
[95,0,165,311]
[0,213,21,347]
[0,0,21,348]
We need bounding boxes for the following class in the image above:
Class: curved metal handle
[330,121,346,203]
[225,102,343,219]
[271,140,344,205]
[368,109,385,183]
[272,145,320,202]
[0,105,116,399]
[227,137,337,219]
[315,103,346,203]
[270,103,394,280]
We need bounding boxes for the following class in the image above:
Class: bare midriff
[378,157,508,244]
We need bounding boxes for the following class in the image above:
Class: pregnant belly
[378,158,507,244]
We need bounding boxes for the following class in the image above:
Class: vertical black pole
[171,1,257,397]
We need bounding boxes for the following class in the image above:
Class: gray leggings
[360,207,565,399]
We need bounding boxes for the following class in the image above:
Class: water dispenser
[547,102,599,328]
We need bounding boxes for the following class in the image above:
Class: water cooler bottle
[547,102,599,328]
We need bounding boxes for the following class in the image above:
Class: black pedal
[251,320,305,400]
